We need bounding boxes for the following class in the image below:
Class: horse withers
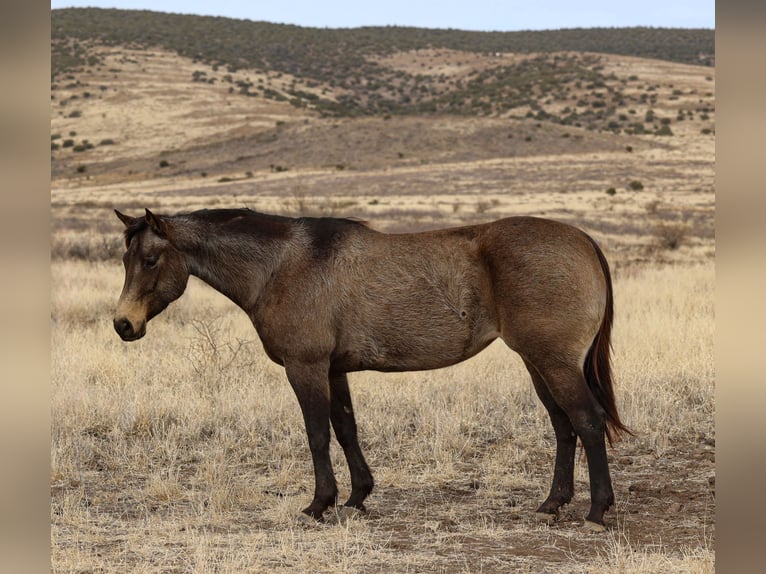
[113,208,629,531]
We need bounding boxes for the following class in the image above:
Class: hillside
[52,8,713,118]
[51,10,715,181]
[50,8,715,268]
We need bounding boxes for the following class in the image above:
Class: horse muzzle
[113,317,146,341]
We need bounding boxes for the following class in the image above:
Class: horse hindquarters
[486,219,618,528]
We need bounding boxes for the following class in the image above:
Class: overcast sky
[50,1,715,31]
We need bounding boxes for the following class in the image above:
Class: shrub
[654,222,689,250]
[606,187,616,196]
[655,124,673,136]
[159,160,170,168]
[629,180,644,191]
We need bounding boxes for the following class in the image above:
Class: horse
[113,207,629,531]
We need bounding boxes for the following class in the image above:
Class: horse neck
[173,215,294,312]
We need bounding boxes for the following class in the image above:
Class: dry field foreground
[51,260,714,573]
[51,47,714,572]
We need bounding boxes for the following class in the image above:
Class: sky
[50,1,715,31]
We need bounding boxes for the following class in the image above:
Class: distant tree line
[52,8,714,82]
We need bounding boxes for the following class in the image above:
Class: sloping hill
[51,44,715,182]
[52,8,713,118]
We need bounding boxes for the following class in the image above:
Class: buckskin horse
[113,208,629,531]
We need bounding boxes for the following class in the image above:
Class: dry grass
[50,259,714,573]
[50,43,714,572]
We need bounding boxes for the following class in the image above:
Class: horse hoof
[534,511,557,525]
[583,520,607,533]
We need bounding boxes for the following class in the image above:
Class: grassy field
[50,34,714,572]
[50,258,714,572]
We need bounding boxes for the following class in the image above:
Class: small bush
[654,222,689,250]
[655,124,673,136]
[629,180,644,191]
[606,187,616,196]
[159,160,170,168]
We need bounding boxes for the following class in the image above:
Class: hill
[52,8,713,119]
[50,8,715,268]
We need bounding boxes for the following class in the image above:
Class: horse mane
[123,208,369,247]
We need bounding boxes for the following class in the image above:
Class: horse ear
[144,209,169,238]
[115,210,136,228]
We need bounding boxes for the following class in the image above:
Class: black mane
[124,208,368,247]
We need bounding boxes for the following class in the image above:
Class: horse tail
[583,235,631,446]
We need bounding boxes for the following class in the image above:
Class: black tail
[583,236,631,446]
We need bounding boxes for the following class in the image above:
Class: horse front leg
[285,360,337,521]
[329,372,374,513]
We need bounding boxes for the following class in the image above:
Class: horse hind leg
[524,357,615,530]
[329,372,374,516]
[523,360,577,522]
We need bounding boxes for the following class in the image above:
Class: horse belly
[334,307,498,373]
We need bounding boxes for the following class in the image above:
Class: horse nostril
[114,317,133,339]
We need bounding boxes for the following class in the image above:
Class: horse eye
[143,255,159,269]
